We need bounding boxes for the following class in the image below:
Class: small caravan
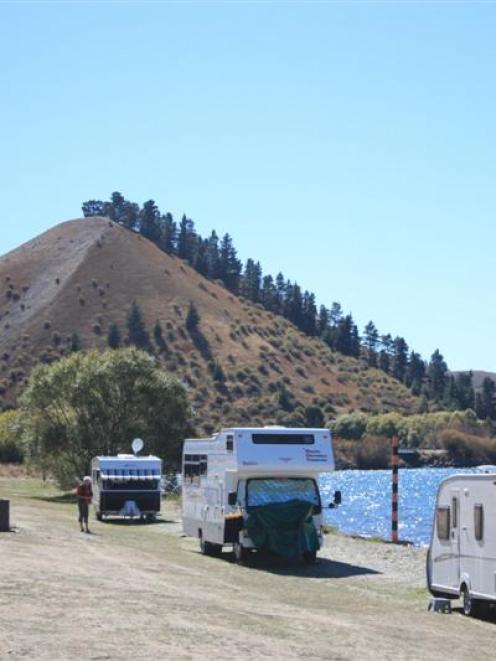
[91,453,162,521]
[182,426,340,563]
[427,472,496,615]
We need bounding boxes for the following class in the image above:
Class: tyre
[462,585,479,617]
[96,511,103,521]
[146,513,157,523]
[233,542,251,564]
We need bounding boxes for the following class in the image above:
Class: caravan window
[451,497,458,529]
[436,507,450,540]
[183,454,208,483]
[246,478,320,512]
[252,433,314,445]
[474,504,484,541]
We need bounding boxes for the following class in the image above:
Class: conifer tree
[427,350,448,401]
[107,323,121,349]
[126,302,149,349]
[363,321,379,367]
[185,302,200,332]
[140,200,161,243]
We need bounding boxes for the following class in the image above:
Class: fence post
[391,436,399,543]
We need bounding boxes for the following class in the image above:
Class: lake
[320,466,490,547]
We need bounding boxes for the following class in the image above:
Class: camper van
[427,473,496,616]
[182,426,340,563]
[91,454,162,521]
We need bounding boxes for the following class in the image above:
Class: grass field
[1,477,496,660]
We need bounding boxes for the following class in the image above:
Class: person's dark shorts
[78,500,89,523]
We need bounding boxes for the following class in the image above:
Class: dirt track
[1,479,496,660]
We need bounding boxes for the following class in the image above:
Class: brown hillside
[0,217,419,431]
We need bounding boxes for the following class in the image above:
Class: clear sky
[1,1,495,371]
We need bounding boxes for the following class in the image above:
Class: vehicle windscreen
[246,478,320,509]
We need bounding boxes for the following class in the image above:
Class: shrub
[441,429,496,465]
[0,411,23,463]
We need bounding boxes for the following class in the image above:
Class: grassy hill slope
[0,217,420,431]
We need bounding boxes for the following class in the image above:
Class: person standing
[76,476,93,533]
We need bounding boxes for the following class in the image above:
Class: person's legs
[82,501,90,533]
[78,501,84,532]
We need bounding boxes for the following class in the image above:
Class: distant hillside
[452,371,496,391]
[0,217,420,432]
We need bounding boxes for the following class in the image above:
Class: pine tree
[107,323,121,349]
[427,349,448,401]
[391,337,409,383]
[363,321,379,367]
[126,302,149,349]
[317,306,329,336]
[82,200,105,217]
[140,200,161,243]
[378,334,393,373]
[329,302,343,326]
[405,351,425,395]
[185,302,200,332]
[177,215,198,264]
[159,213,177,253]
[69,332,82,352]
[261,275,277,311]
[476,377,496,420]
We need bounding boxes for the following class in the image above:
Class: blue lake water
[320,467,488,547]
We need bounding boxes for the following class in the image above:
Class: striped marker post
[391,435,399,543]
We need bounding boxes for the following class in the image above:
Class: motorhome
[182,426,340,563]
[427,472,496,616]
[91,454,162,521]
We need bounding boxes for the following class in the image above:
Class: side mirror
[228,492,237,506]
[334,490,342,506]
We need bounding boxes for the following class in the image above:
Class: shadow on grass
[101,517,175,526]
[200,548,381,579]
[31,494,77,504]
[452,605,496,623]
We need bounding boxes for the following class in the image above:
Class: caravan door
[448,489,461,589]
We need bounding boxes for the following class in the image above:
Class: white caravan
[91,454,162,521]
[427,472,496,615]
[182,426,340,563]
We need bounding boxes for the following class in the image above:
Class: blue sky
[1,2,495,370]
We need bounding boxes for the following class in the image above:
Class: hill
[0,217,420,432]
[452,370,496,391]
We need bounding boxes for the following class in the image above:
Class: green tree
[304,405,325,428]
[185,302,200,332]
[69,332,82,353]
[475,377,496,420]
[363,321,379,367]
[126,301,149,349]
[18,349,193,486]
[139,200,161,244]
[427,349,448,401]
[107,323,121,349]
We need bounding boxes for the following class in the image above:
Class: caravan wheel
[233,542,250,564]
[96,511,103,522]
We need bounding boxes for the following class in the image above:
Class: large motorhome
[182,426,340,563]
[91,454,162,521]
[427,472,496,616]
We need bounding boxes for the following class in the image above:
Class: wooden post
[391,436,399,543]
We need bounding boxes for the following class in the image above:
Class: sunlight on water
[320,467,483,546]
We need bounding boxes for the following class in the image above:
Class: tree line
[81,192,495,419]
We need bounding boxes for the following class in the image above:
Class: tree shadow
[189,328,213,362]
[32,494,77,504]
